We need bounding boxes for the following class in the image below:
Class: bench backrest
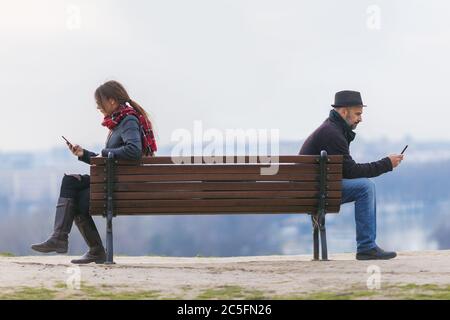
[89,155,343,216]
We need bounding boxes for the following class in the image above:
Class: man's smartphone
[401,145,408,155]
[62,136,73,147]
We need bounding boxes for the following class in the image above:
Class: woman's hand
[68,143,84,157]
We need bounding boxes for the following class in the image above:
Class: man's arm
[329,137,393,179]
[343,154,393,179]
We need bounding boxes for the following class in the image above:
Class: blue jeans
[341,178,377,253]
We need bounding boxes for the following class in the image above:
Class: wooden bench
[89,151,343,264]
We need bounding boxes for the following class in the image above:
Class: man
[299,90,403,260]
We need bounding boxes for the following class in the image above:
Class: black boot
[31,197,75,254]
[71,214,106,264]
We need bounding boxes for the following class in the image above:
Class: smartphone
[400,145,408,155]
[62,136,73,147]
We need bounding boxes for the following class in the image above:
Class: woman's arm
[101,116,142,160]
[78,149,99,165]
[68,143,98,165]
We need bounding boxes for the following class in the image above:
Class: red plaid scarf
[102,104,157,156]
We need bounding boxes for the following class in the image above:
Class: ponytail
[127,99,157,157]
[128,99,154,131]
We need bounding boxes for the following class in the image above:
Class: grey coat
[78,115,142,164]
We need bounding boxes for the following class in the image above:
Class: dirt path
[1,250,449,299]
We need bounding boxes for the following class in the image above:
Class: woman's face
[97,98,119,116]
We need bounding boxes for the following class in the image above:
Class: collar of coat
[328,109,356,144]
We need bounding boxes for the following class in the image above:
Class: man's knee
[359,178,376,196]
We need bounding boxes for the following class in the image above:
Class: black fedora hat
[331,90,367,108]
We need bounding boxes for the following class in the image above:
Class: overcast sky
[1,0,450,152]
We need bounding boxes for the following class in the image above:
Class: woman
[31,80,157,264]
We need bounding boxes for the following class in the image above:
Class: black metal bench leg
[311,215,319,261]
[105,213,115,264]
[319,214,328,261]
[105,152,115,265]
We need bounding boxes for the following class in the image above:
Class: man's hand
[388,154,404,168]
[68,143,84,157]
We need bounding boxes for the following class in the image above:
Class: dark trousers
[60,174,90,216]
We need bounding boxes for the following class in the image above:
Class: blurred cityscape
[0,139,449,256]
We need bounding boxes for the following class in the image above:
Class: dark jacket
[78,115,142,164]
[299,110,392,179]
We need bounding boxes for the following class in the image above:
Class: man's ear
[335,107,344,117]
[343,107,350,117]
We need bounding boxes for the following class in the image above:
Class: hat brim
[331,104,367,108]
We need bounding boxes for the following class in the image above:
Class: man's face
[343,106,363,130]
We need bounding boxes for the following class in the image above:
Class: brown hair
[95,80,154,131]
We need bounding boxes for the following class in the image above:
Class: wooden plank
[89,173,342,183]
[90,164,343,176]
[89,205,341,215]
[90,181,342,192]
[90,198,342,208]
[90,155,344,166]
[90,190,342,200]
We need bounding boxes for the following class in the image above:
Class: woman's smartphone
[62,136,73,147]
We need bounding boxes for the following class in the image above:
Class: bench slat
[90,164,342,176]
[90,181,342,192]
[90,173,342,183]
[90,155,343,165]
[90,190,342,200]
[90,198,341,208]
[90,205,341,215]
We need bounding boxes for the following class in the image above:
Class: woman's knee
[61,174,82,187]
[60,174,83,198]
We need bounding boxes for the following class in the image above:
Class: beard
[345,117,359,130]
